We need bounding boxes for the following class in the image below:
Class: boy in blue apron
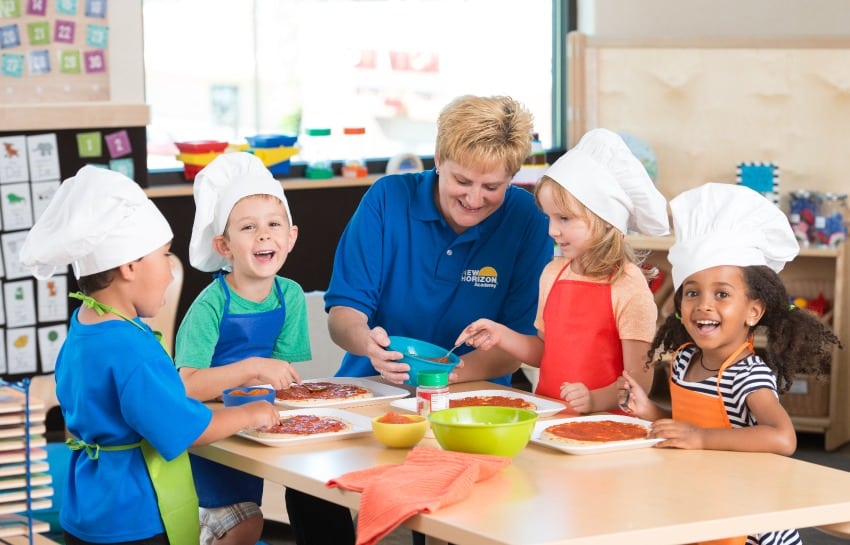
[18,166,280,545]
[175,153,313,545]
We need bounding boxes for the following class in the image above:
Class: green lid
[305,128,331,136]
[417,370,449,387]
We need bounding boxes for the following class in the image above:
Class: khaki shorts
[199,502,262,545]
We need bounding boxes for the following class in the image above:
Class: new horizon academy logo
[461,266,498,289]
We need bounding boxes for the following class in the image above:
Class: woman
[285,95,552,545]
[326,94,553,386]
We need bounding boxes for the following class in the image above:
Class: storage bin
[780,374,830,417]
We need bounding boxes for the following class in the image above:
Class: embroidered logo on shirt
[461,266,498,289]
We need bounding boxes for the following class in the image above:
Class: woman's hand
[366,326,411,384]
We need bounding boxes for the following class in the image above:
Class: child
[174,152,312,545]
[457,128,669,413]
[620,182,842,545]
[18,166,279,545]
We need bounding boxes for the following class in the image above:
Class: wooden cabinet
[629,235,850,450]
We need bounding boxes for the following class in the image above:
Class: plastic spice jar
[303,128,334,179]
[416,370,449,417]
[341,127,368,178]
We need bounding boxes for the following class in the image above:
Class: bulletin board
[0,123,146,380]
[0,0,110,102]
[567,33,850,201]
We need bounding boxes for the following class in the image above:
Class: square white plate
[274,377,410,409]
[530,414,663,455]
[236,408,373,446]
[390,389,566,417]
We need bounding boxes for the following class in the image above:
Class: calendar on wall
[0,0,110,103]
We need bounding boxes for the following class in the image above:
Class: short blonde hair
[535,177,653,282]
[435,95,534,176]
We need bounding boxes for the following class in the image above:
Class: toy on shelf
[174,140,229,181]
[737,162,779,206]
[175,135,299,181]
[787,190,847,248]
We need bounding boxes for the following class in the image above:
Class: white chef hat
[543,128,669,236]
[19,165,173,280]
[668,182,799,290]
[189,152,292,272]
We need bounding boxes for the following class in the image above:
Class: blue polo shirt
[325,168,551,385]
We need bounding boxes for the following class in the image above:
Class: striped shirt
[673,346,802,545]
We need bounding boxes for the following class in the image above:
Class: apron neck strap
[69,291,166,349]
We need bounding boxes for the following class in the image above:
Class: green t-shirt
[174,275,312,369]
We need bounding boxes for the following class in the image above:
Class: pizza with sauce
[449,394,537,411]
[245,414,352,439]
[541,419,649,445]
[275,382,373,405]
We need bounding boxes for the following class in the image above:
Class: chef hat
[19,165,173,280]
[668,183,799,290]
[189,152,292,272]
[543,128,669,236]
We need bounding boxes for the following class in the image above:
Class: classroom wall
[578,0,850,37]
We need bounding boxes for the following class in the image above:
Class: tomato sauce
[546,421,647,442]
[269,414,347,435]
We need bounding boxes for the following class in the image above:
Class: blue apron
[190,273,286,507]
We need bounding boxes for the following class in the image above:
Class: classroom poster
[0,0,110,103]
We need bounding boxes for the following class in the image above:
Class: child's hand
[619,370,652,417]
[560,382,592,414]
[455,320,500,351]
[251,357,302,390]
[241,400,280,431]
[649,419,704,449]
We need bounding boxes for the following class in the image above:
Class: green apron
[67,292,200,545]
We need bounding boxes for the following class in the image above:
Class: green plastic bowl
[428,406,538,457]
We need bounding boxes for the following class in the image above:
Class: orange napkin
[327,446,511,545]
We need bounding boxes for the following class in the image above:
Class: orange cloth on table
[327,446,511,545]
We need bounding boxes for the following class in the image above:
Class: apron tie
[66,437,142,460]
[70,291,166,349]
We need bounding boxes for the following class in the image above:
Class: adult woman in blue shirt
[285,95,552,545]
[326,94,552,387]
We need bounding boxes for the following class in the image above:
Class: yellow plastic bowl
[428,406,538,457]
[371,413,428,448]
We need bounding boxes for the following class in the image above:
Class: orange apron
[538,261,623,412]
[670,340,752,545]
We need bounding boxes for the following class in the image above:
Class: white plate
[390,389,566,417]
[274,377,410,409]
[237,408,373,446]
[530,414,663,455]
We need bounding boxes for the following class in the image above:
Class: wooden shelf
[0,102,150,131]
[145,174,379,199]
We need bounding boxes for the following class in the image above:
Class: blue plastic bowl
[221,386,276,407]
[387,336,461,386]
[245,134,298,148]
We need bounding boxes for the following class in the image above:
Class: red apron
[670,340,752,545]
[537,261,623,405]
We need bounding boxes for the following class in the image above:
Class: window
[143,0,560,170]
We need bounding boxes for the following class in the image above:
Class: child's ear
[117,261,136,281]
[212,235,232,259]
[748,299,766,327]
[287,225,298,252]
